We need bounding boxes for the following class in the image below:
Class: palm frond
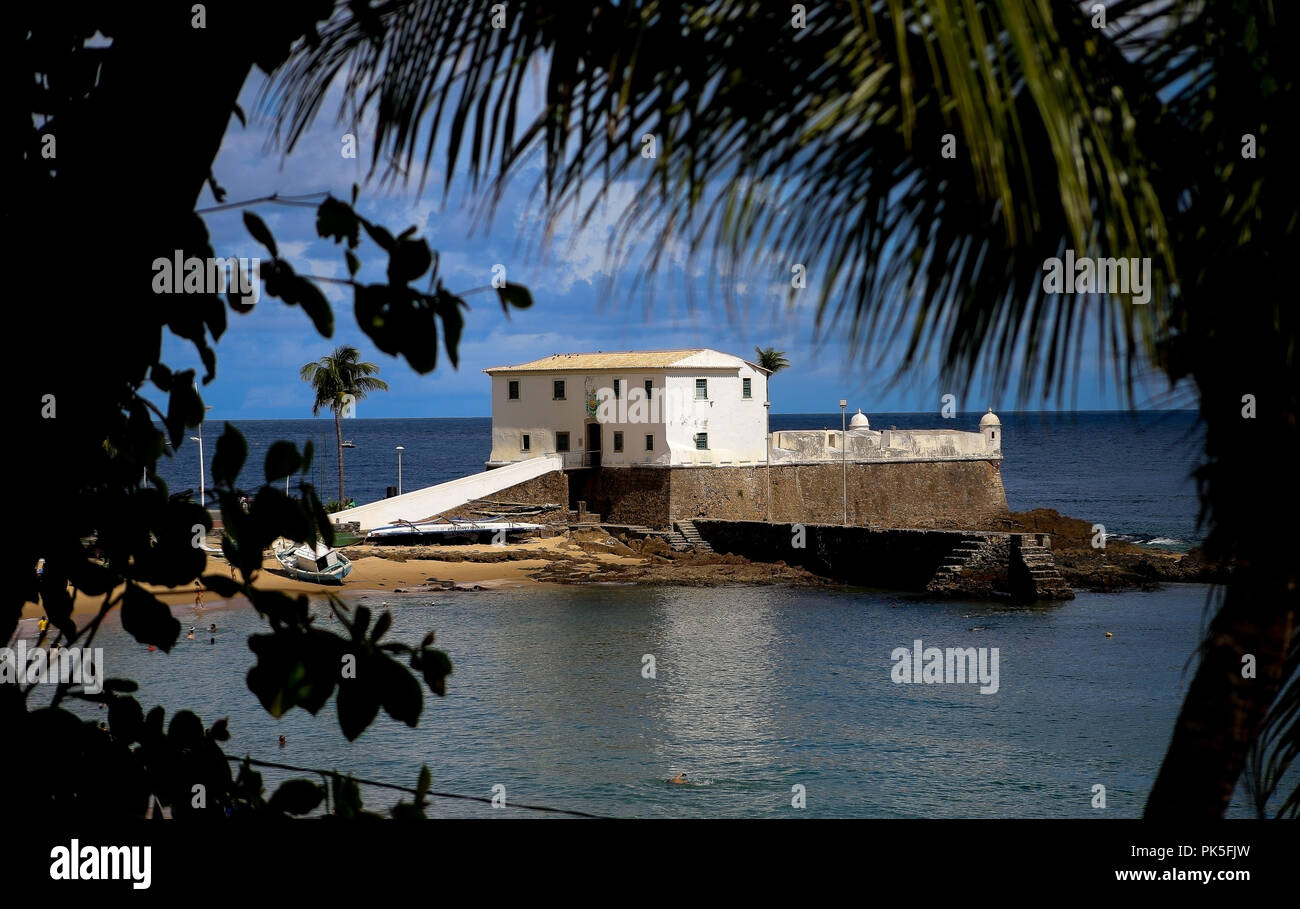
[267,0,1180,404]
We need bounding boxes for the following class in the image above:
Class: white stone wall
[330,455,563,531]
[660,366,768,464]
[771,426,997,463]
[487,373,597,464]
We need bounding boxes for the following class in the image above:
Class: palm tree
[300,346,389,506]
[269,2,1297,816]
[753,347,790,377]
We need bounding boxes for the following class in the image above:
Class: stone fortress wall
[570,457,1009,529]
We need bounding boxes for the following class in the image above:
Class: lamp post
[188,390,214,507]
[395,446,405,495]
[839,399,848,526]
[189,436,205,508]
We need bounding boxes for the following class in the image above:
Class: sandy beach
[20,528,830,622]
[20,533,662,620]
[21,539,567,620]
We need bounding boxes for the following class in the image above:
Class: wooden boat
[365,518,545,544]
[273,540,352,584]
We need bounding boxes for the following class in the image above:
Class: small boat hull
[274,543,352,584]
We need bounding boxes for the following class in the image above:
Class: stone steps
[926,534,990,591]
[1015,537,1073,598]
[673,520,715,553]
[663,531,694,551]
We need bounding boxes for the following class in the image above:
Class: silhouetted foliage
[11,1,529,818]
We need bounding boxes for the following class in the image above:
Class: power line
[228,755,607,819]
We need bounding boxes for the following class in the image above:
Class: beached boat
[364,518,546,544]
[273,540,352,584]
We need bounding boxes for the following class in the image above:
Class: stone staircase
[925,533,989,593]
[669,520,715,553]
[1015,534,1074,600]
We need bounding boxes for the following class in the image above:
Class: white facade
[484,349,770,467]
[770,408,1000,463]
[770,425,999,462]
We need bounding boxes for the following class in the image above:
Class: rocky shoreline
[988,509,1224,592]
[338,509,1221,595]
[342,532,834,589]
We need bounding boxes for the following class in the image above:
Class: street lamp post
[189,435,205,508]
[839,399,848,526]
[188,391,214,508]
[395,446,405,495]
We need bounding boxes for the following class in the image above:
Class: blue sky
[154,74,1192,421]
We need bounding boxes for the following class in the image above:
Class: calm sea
[67,411,1245,818]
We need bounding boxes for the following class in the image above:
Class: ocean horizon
[155,410,1206,549]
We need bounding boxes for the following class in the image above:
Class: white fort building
[336,347,1005,532]
[484,349,771,467]
[483,348,1000,468]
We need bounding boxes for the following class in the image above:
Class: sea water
[61,411,1253,817]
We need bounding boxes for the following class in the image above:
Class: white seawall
[329,456,563,531]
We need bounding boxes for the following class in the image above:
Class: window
[553,380,566,400]
[694,433,708,450]
[613,379,621,399]
[508,380,520,400]
[645,434,654,451]
[521,434,530,451]
[613,431,624,452]
[742,377,752,399]
[695,378,707,400]
[644,379,653,397]
[556,431,570,452]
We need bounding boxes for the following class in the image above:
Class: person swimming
[669,772,689,785]
[208,623,216,632]
[186,627,196,641]
[278,735,287,748]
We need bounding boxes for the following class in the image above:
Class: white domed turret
[849,408,870,430]
[980,408,1001,450]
